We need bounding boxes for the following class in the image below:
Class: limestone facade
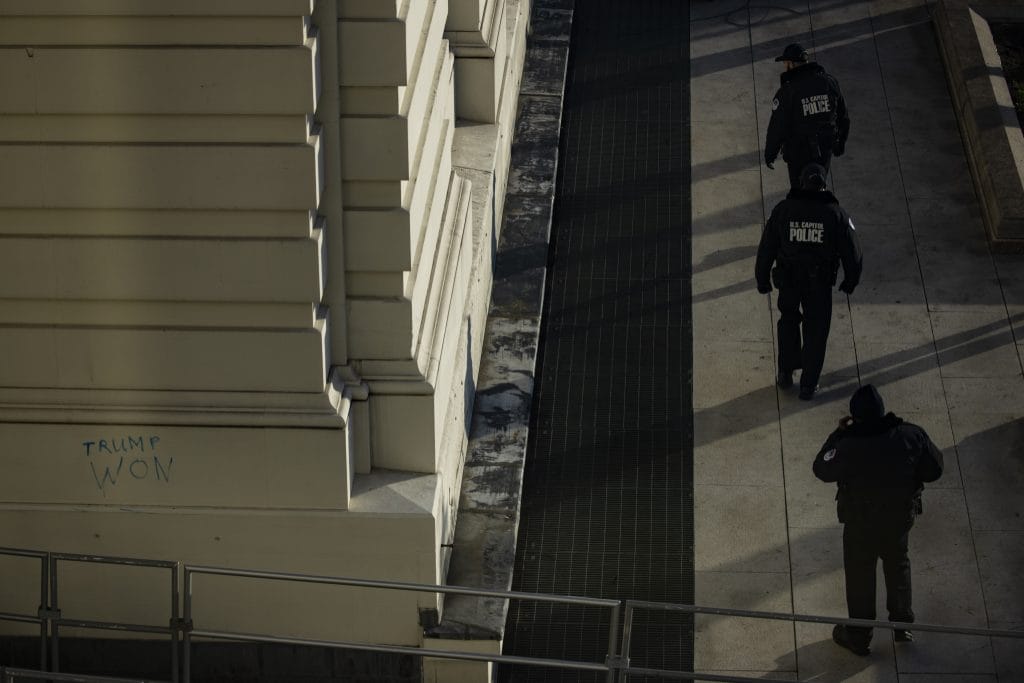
[0,0,530,655]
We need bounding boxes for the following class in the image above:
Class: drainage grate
[501,1,693,681]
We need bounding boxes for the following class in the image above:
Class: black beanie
[800,163,827,190]
[850,384,885,421]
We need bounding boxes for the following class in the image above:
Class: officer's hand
[757,283,772,294]
[765,159,775,170]
[838,280,855,295]
[839,415,854,430]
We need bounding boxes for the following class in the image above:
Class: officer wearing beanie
[813,385,944,656]
[755,163,862,400]
[765,43,850,189]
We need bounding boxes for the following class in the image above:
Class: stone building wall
[0,0,529,667]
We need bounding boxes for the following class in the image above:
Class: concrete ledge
[935,0,1024,251]
[426,0,573,649]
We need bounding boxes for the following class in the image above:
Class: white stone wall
[0,0,531,657]
[446,0,509,123]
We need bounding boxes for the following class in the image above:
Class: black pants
[785,147,833,189]
[776,286,832,390]
[843,520,915,644]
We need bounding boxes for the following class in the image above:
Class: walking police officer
[765,43,850,189]
[755,163,861,399]
[813,384,944,655]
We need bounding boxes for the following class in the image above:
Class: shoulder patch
[772,97,779,111]
[823,448,837,462]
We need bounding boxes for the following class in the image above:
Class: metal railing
[2,667,156,683]
[182,564,622,682]
[47,553,178,683]
[2,546,1023,683]
[617,599,1024,682]
[0,548,48,671]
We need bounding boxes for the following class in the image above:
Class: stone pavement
[691,0,1024,681]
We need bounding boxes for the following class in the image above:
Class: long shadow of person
[952,417,1024,524]
[769,629,889,682]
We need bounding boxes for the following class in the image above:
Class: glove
[838,280,855,294]
[757,283,772,294]
[832,140,845,157]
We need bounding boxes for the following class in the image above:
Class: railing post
[170,564,180,683]
[617,603,634,683]
[49,555,59,673]
[605,602,621,683]
[182,568,192,683]
[38,554,48,672]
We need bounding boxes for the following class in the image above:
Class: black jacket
[813,414,944,524]
[765,62,850,164]
[755,189,862,292]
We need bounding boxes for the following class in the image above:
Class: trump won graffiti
[81,435,173,495]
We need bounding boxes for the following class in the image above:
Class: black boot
[832,624,871,656]
[798,384,819,400]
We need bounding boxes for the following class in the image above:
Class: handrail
[619,669,796,682]
[617,599,1024,682]
[0,548,48,561]
[0,613,43,626]
[50,553,177,570]
[622,598,1024,639]
[1,667,166,683]
[184,564,621,606]
[182,563,623,683]
[188,628,610,672]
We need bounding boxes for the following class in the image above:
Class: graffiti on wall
[82,436,173,494]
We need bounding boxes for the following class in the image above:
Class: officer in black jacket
[765,43,850,189]
[813,385,944,655]
[755,163,862,400]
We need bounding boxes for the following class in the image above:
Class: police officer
[765,43,850,189]
[755,163,862,400]
[813,385,944,655]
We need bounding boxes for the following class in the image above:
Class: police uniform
[765,44,850,189]
[813,385,944,654]
[754,164,862,399]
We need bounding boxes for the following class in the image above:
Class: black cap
[850,384,885,421]
[775,43,808,63]
[800,163,828,190]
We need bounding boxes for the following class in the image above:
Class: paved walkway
[691,0,1024,681]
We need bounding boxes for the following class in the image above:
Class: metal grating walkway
[502,1,693,681]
